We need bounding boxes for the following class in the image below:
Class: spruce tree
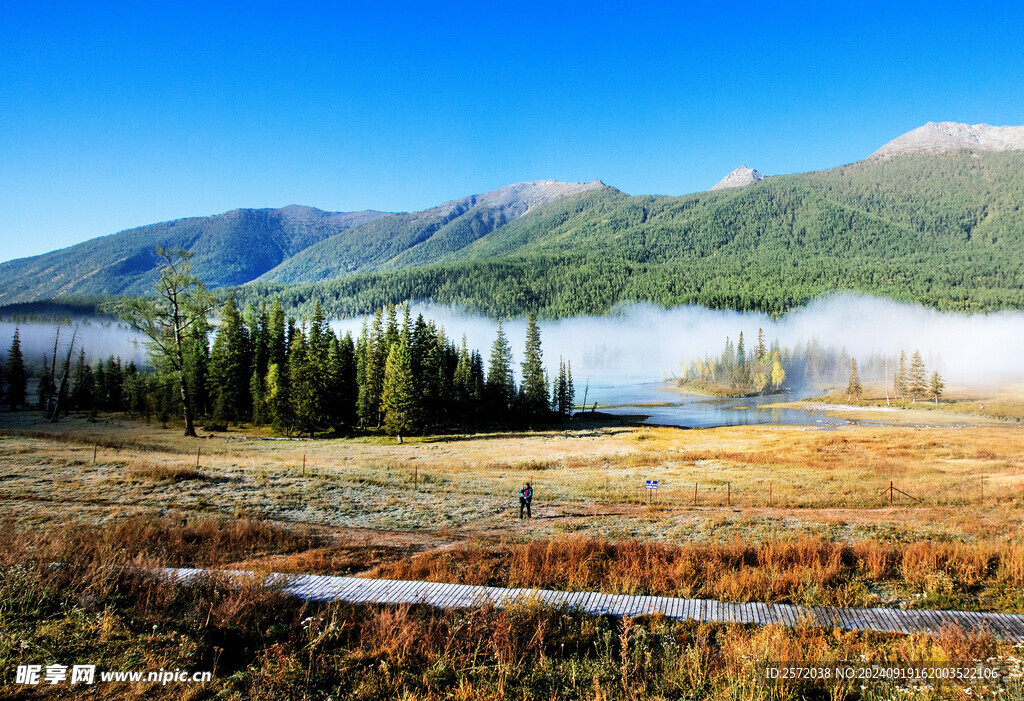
[521,313,548,417]
[908,350,927,403]
[486,321,515,416]
[5,328,26,409]
[382,323,416,439]
[929,371,945,404]
[365,309,386,426]
[846,358,862,402]
[565,360,575,416]
[288,325,316,436]
[265,362,292,435]
[267,297,287,370]
[209,296,252,423]
[894,351,908,406]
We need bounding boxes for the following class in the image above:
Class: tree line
[1,251,577,437]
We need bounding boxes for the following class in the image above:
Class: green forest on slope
[3,150,1023,320]
[233,151,1024,318]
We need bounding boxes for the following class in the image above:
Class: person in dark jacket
[519,482,533,519]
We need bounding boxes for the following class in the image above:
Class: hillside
[3,122,1024,318]
[257,180,606,283]
[0,206,387,302]
[233,150,1024,317]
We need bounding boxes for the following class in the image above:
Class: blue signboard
[645,480,658,489]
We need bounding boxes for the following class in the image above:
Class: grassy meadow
[3,408,1024,698]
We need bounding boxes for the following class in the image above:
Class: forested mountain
[0,206,387,302]
[256,180,606,283]
[234,150,1024,317]
[2,123,1024,318]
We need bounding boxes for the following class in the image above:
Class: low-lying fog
[2,294,1022,387]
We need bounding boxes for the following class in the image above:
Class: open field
[764,384,1024,425]
[3,409,1024,698]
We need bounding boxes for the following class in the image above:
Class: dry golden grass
[366,534,1024,611]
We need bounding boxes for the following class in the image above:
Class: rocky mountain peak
[711,166,765,191]
[872,121,1024,158]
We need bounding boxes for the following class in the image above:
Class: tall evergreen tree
[894,351,909,405]
[5,328,26,409]
[846,358,863,402]
[521,313,548,417]
[267,297,288,371]
[337,331,359,428]
[209,296,252,423]
[382,318,416,439]
[908,350,928,403]
[182,314,210,418]
[929,371,945,404]
[265,362,292,435]
[288,324,317,436]
[364,309,385,427]
[486,321,515,416]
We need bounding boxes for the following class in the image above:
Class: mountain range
[1,122,1022,317]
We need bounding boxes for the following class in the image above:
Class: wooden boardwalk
[162,567,1024,641]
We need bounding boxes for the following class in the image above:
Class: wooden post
[303,454,306,477]
[890,480,894,506]
[980,476,984,505]
[693,482,698,506]
[197,448,201,468]
[414,465,418,490]
[93,444,98,465]
[727,482,731,507]
[768,481,772,507]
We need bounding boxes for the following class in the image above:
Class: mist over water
[332,294,1024,386]
[1,295,1020,390]
[0,318,148,369]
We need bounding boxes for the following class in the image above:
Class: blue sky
[2,1,1022,262]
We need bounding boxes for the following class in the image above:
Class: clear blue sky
[2,0,1022,262]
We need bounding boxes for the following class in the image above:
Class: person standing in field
[519,482,533,519]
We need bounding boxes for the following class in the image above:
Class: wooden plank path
[161,567,1024,642]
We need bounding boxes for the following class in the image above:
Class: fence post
[768,481,772,507]
[197,448,201,468]
[93,444,98,465]
[728,482,731,507]
[303,454,306,477]
[693,482,698,507]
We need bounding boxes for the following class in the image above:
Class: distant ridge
[872,121,1024,158]
[711,166,765,191]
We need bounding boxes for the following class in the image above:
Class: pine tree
[486,321,515,416]
[288,325,316,436]
[382,329,415,439]
[356,321,372,427]
[565,360,575,416]
[183,315,210,418]
[265,362,292,435]
[755,328,767,361]
[5,328,26,409]
[365,309,386,426]
[846,358,863,402]
[908,350,927,403]
[209,296,252,423]
[894,351,908,406]
[521,313,548,417]
[929,371,945,404]
[267,297,287,370]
